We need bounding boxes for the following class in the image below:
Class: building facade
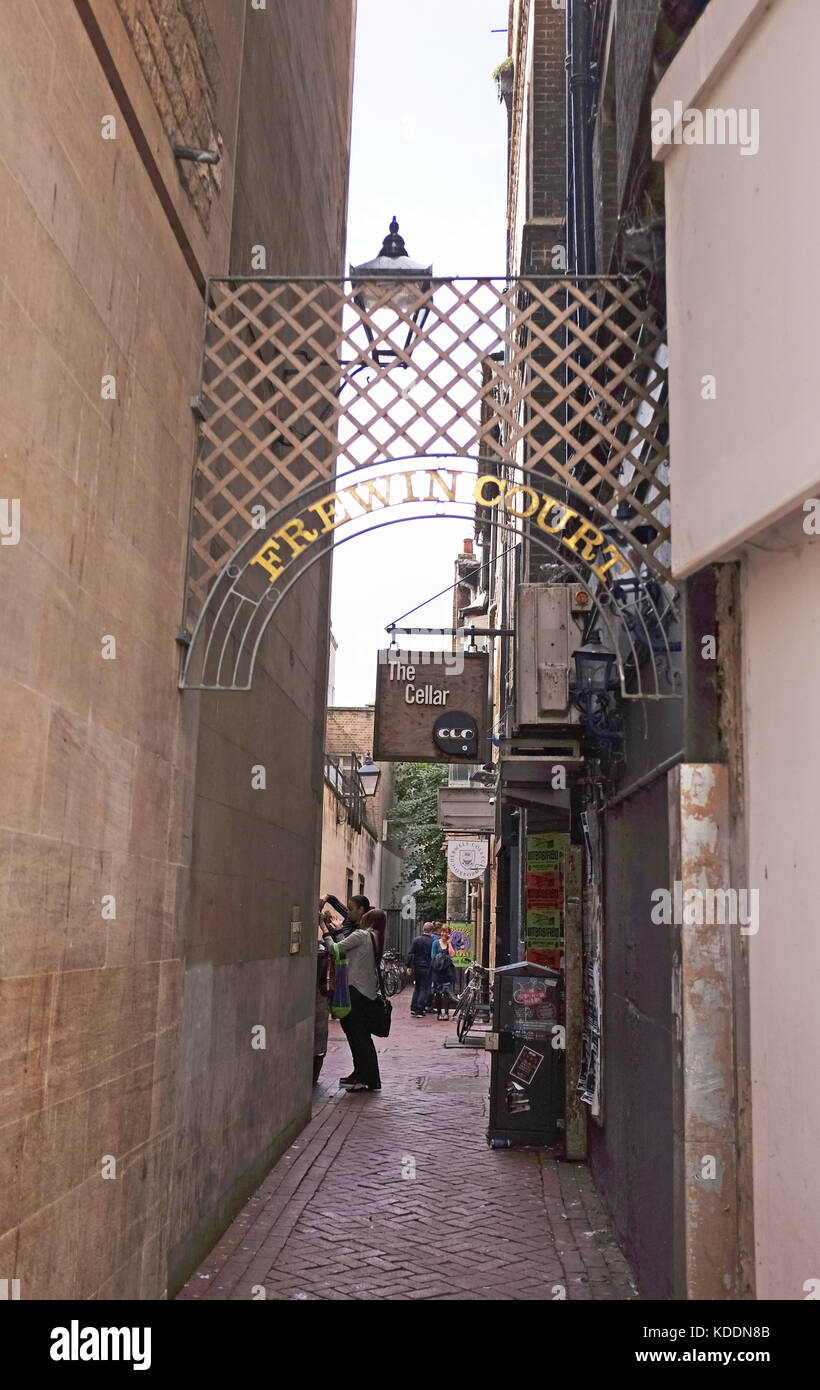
[1,0,355,1298]
[321,706,403,914]
[476,0,798,1300]
[653,0,820,1302]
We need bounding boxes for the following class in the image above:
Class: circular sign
[433,711,478,757]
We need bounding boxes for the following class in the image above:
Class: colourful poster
[448,924,472,967]
[525,907,564,948]
[526,832,569,873]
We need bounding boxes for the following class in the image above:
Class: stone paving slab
[177,995,639,1302]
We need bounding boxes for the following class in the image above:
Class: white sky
[330,0,508,705]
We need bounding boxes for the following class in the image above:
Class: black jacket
[407,934,433,971]
[324,893,357,939]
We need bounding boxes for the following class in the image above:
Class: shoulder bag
[366,930,392,1038]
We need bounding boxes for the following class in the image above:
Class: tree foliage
[387,762,448,920]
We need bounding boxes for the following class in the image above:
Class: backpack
[432,947,452,976]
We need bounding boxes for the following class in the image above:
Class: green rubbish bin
[486,963,563,1147]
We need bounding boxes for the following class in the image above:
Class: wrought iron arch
[179,456,679,695]
[180,275,673,692]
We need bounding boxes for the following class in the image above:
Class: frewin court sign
[247,470,633,589]
[373,649,489,763]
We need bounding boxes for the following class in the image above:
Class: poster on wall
[448,925,472,967]
[509,1044,545,1087]
[525,833,568,951]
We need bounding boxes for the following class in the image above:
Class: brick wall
[528,0,566,250]
[614,0,661,215]
[509,0,566,274]
[326,707,393,845]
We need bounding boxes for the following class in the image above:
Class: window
[346,870,353,903]
[358,874,365,898]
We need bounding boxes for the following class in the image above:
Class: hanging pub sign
[373,650,489,763]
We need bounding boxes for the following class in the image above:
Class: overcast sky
[330,0,508,706]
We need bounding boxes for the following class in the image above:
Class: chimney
[463,538,473,555]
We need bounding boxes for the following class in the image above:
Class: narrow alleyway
[178,996,638,1302]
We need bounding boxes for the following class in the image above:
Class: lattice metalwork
[184,275,671,630]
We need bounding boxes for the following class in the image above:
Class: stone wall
[168,0,357,1293]
[0,0,355,1299]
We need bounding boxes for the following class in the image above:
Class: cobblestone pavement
[178,992,639,1301]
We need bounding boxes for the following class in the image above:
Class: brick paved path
[178,992,638,1301]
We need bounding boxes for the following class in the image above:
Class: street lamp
[350,217,433,365]
[571,632,623,755]
[357,754,381,798]
[572,632,617,696]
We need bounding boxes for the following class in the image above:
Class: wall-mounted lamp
[356,754,381,798]
[571,631,623,755]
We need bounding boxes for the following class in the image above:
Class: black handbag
[367,931,392,1037]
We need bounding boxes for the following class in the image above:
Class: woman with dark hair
[320,907,385,1092]
[319,891,370,940]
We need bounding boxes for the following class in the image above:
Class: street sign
[447,839,489,880]
[373,650,489,762]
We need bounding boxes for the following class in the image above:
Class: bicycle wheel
[383,966,401,997]
[457,992,477,1042]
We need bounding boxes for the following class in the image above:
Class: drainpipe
[568,0,596,274]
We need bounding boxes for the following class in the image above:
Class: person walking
[321,907,385,1092]
[430,924,457,1021]
[406,922,434,1017]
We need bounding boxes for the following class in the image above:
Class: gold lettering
[307,493,350,534]
[590,543,631,582]
[343,477,392,512]
[563,518,605,561]
[424,470,457,503]
[473,475,506,508]
[504,485,540,519]
[274,517,319,558]
[535,500,579,533]
[250,540,284,582]
[397,471,421,503]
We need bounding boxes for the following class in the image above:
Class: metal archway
[179,456,679,694]
[180,275,672,691]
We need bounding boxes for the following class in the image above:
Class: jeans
[339,986,381,1088]
[411,968,431,1015]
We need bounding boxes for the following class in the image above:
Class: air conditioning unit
[515,584,586,729]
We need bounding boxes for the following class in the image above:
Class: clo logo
[433,711,478,757]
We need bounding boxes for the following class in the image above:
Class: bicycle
[453,962,492,1043]
[380,948,405,997]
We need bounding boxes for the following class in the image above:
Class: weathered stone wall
[0,0,218,1299]
[113,0,225,229]
[167,0,357,1292]
[0,0,355,1299]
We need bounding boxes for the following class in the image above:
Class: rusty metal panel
[670,763,740,1299]
[564,843,588,1159]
